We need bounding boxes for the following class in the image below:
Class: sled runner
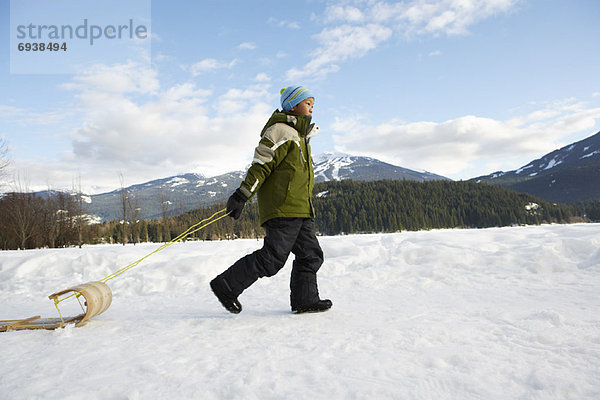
[1,281,112,332]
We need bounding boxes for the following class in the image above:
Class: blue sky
[1,0,599,193]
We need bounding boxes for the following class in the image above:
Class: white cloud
[286,23,392,81]
[162,83,213,101]
[213,85,272,114]
[288,0,520,80]
[254,73,271,82]
[267,17,300,29]
[332,99,600,179]
[0,104,65,126]
[322,5,365,23]
[62,62,159,95]
[188,58,238,76]
[399,0,520,36]
[238,42,257,50]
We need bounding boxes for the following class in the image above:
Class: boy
[210,86,332,314]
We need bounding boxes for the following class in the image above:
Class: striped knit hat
[280,86,314,111]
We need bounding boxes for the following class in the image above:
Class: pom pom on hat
[280,86,314,111]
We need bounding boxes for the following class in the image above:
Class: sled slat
[0,316,41,332]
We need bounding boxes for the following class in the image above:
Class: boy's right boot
[210,255,260,314]
[210,275,242,314]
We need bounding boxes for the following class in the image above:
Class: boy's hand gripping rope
[52,208,231,321]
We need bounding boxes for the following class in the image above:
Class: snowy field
[1,224,599,399]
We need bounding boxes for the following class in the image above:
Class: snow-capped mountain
[85,154,449,221]
[313,152,448,183]
[87,172,245,222]
[472,130,600,203]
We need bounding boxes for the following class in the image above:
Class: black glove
[226,189,248,220]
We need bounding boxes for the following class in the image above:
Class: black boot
[210,275,242,314]
[292,299,333,314]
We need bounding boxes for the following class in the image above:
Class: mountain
[87,172,244,222]
[313,153,448,182]
[472,131,600,203]
[84,153,449,222]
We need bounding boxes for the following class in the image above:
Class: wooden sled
[1,281,112,332]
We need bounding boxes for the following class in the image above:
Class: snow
[313,151,350,164]
[1,224,600,399]
[313,153,356,181]
[83,213,103,224]
[524,202,539,211]
[166,177,190,187]
[543,158,562,170]
[581,150,599,159]
[515,164,533,174]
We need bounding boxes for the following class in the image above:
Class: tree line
[312,180,575,235]
[0,191,87,250]
[0,179,597,250]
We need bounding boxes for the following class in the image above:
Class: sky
[0,0,599,194]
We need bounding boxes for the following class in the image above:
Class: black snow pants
[217,217,324,308]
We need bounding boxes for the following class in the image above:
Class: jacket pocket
[269,169,292,209]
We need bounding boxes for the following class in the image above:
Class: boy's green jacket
[238,110,319,226]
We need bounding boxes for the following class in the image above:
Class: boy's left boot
[290,273,332,313]
[210,275,242,314]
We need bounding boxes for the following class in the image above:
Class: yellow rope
[53,298,66,326]
[53,208,230,308]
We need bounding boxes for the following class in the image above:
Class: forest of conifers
[1,179,598,250]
